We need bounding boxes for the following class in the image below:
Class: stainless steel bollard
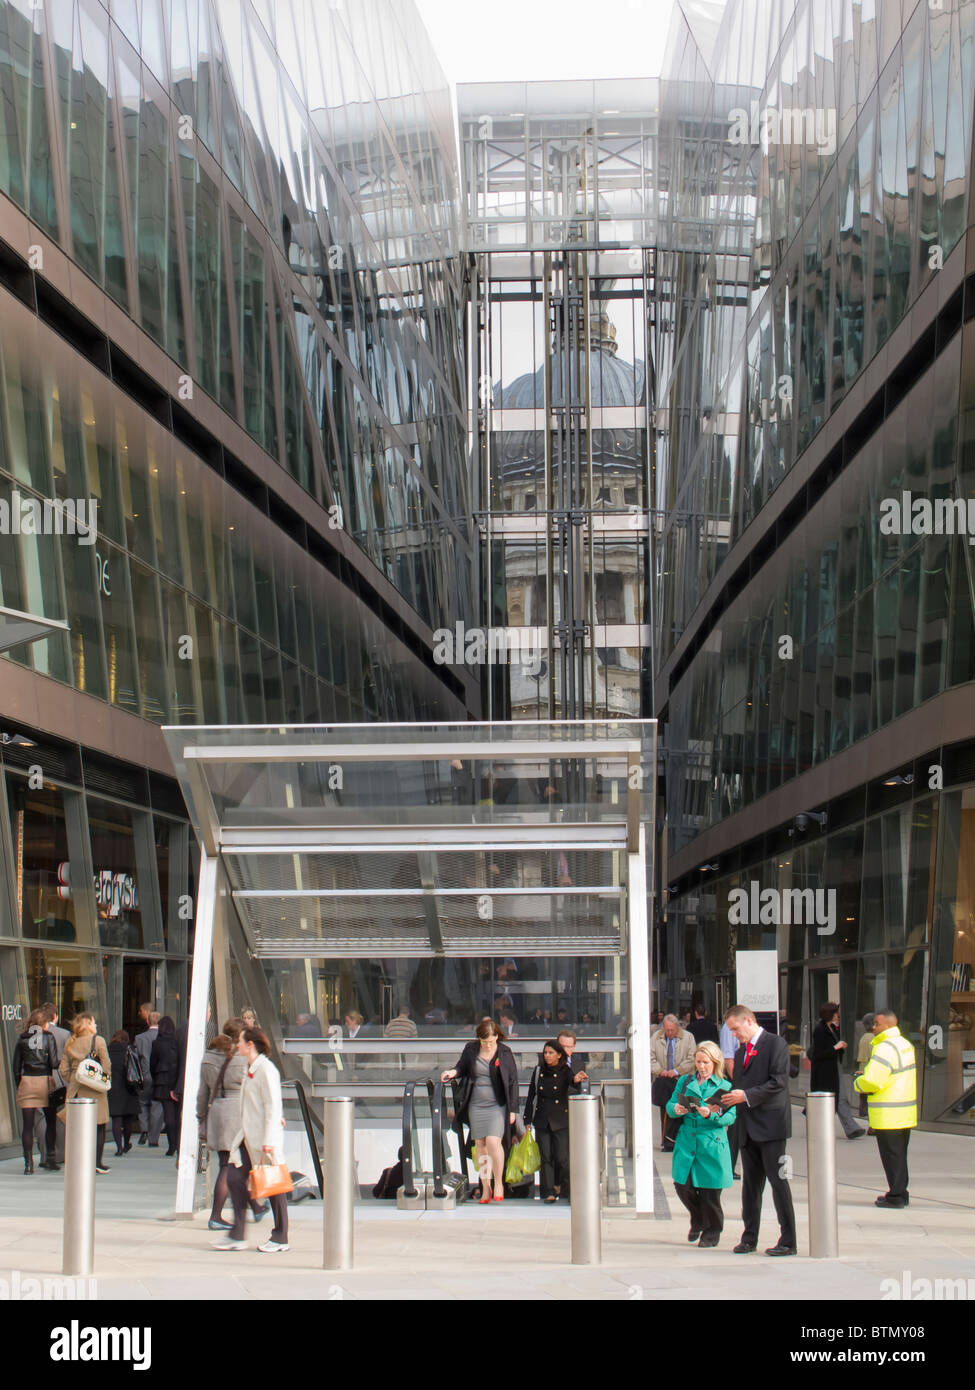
[806,1090,839,1258]
[568,1093,602,1265]
[62,1098,98,1276]
[323,1096,355,1270]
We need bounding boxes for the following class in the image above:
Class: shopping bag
[504,1128,540,1185]
[247,1159,294,1200]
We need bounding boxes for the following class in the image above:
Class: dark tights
[96,1123,106,1169]
[112,1116,134,1153]
[211,1149,263,1224]
[20,1106,40,1162]
[161,1098,179,1153]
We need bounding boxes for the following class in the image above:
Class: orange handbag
[247,1158,294,1201]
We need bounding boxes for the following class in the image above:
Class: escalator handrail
[401,1080,421,1198]
[282,1078,324,1199]
[430,1080,448,1198]
[448,1079,472,1190]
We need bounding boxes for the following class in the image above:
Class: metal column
[174,849,219,1215]
[62,1098,97,1276]
[806,1091,839,1257]
[323,1096,355,1270]
[569,1093,602,1264]
[627,822,654,1214]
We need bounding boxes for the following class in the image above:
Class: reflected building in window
[656,0,975,1134]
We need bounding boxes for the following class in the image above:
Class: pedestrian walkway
[0,1114,971,1299]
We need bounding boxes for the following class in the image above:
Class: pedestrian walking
[853,1010,917,1208]
[107,1030,139,1155]
[807,1002,866,1139]
[13,1009,59,1173]
[650,1015,695,1151]
[135,1012,161,1144]
[855,1013,876,1119]
[721,1004,797,1256]
[524,1041,579,1202]
[667,1041,736,1246]
[150,1016,180,1156]
[214,1027,290,1253]
[59,1013,112,1174]
[197,1019,268,1231]
[442,1018,519,1202]
[688,1006,720,1046]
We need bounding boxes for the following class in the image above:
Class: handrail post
[62,1098,97,1276]
[569,1093,602,1265]
[322,1096,355,1270]
[806,1091,839,1258]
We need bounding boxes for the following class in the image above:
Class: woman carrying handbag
[214,1027,292,1253]
[12,1009,59,1173]
[59,1014,112,1174]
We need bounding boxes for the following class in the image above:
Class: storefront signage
[1,1003,23,1021]
[57,862,138,919]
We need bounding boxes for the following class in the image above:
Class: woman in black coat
[12,1009,59,1173]
[524,1040,579,1202]
[808,1002,866,1140]
[442,1019,520,1201]
[150,1016,180,1156]
[107,1030,140,1156]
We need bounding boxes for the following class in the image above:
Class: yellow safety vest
[853,1026,917,1129]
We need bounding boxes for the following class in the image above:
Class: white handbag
[75,1055,111,1095]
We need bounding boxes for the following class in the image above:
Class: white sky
[414,0,678,84]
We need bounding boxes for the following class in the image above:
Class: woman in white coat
[213,1027,289,1253]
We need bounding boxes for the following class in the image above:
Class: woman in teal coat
[666,1040,736,1247]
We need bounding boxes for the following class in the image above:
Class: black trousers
[160,1097,179,1153]
[227,1148,288,1244]
[739,1133,796,1248]
[112,1116,134,1152]
[536,1122,569,1199]
[674,1180,724,1236]
[875,1129,910,1201]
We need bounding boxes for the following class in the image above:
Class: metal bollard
[62,1098,98,1276]
[322,1096,355,1270]
[568,1093,602,1265]
[806,1090,839,1258]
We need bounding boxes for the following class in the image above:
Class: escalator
[398,1079,470,1209]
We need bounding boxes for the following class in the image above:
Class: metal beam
[218,824,629,851]
[627,823,653,1216]
[181,739,644,763]
[174,850,218,1214]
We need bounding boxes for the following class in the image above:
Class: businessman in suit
[721,1004,797,1256]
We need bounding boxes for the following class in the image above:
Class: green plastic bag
[505,1128,541,1185]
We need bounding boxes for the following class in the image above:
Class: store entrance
[121,959,158,1037]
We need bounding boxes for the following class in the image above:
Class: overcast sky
[414,0,677,85]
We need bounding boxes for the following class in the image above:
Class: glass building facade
[0,0,474,1144]
[656,0,975,1130]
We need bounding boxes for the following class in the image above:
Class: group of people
[12,999,262,1177]
[653,1003,918,1251]
[441,1023,589,1202]
[196,1019,290,1254]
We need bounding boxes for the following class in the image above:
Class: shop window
[6,777,78,943]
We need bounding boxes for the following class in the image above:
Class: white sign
[735,950,779,1013]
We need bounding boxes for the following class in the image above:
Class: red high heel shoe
[492,1190,505,1202]
[478,1187,492,1204]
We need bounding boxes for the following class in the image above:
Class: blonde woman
[59,1013,112,1174]
[666,1040,736,1247]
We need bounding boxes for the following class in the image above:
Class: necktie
[666,1037,675,1070]
[744,1041,755,1068]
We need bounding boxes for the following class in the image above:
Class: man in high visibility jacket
[853,1011,917,1208]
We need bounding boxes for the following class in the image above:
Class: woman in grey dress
[443,1019,520,1202]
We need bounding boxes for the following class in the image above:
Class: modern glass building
[655,0,975,1131]
[0,0,475,1144]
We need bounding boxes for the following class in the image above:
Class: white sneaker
[257,1239,290,1254]
[212,1239,247,1251]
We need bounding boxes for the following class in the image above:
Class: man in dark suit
[721,1004,797,1256]
[688,1006,720,1046]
